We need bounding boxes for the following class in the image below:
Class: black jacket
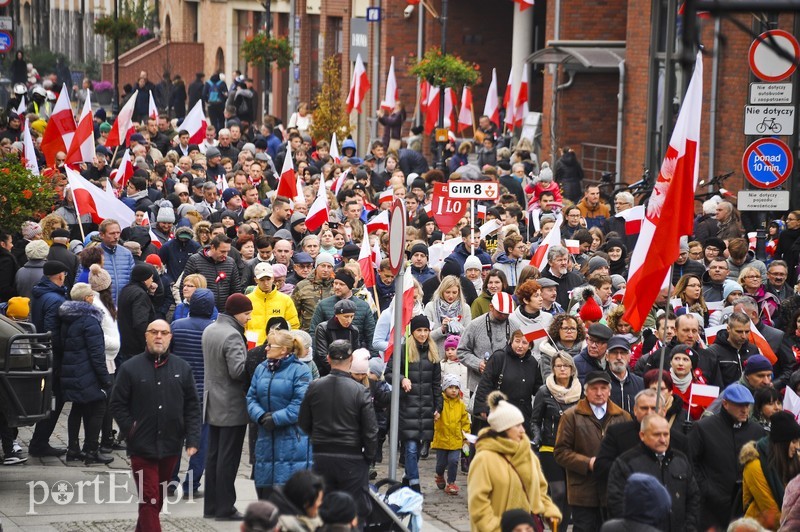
[298,368,378,460]
[541,266,585,309]
[666,337,722,387]
[182,249,242,310]
[758,321,793,389]
[531,383,580,447]
[110,350,202,459]
[704,330,760,388]
[314,317,361,375]
[117,281,156,358]
[385,341,443,442]
[0,246,18,303]
[607,369,644,415]
[671,259,706,286]
[47,243,79,289]
[607,443,701,532]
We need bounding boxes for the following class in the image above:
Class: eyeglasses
[146,330,171,336]
[744,275,761,279]
[553,364,571,369]
[587,337,608,345]
[560,326,578,331]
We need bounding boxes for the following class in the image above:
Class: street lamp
[112,0,119,113]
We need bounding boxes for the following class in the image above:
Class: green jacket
[292,275,333,331]
[310,294,376,356]
[471,291,492,319]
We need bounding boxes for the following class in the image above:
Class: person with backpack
[203,73,228,132]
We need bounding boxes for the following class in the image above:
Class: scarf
[127,189,147,202]
[470,276,483,293]
[437,298,462,320]
[545,374,582,404]
[671,369,692,393]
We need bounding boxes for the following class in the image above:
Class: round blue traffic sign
[742,137,793,189]
[0,31,13,54]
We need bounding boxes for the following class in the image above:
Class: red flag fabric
[564,239,580,255]
[458,86,473,133]
[381,56,398,111]
[503,70,515,128]
[689,383,719,409]
[515,0,535,11]
[622,52,703,331]
[424,86,441,135]
[530,214,564,269]
[383,272,416,361]
[420,80,430,116]
[444,88,457,132]
[346,53,370,114]
[305,182,328,232]
[372,240,382,269]
[66,90,95,165]
[520,320,548,343]
[366,210,390,233]
[41,83,76,166]
[515,64,529,127]
[358,236,376,289]
[750,322,778,364]
[483,69,500,129]
[276,141,298,200]
[181,100,208,144]
[615,205,645,235]
[148,91,159,121]
[379,188,394,205]
[111,149,135,188]
[106,89,138,148]
[477,204,487,220]
[704,325,726,346]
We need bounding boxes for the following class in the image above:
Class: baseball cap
[254,262,274,279]
[585,371,612,386]
[606,335,631,353]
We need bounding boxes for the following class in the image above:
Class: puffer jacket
[100,243,134,303]
[386,341,443,442]
[171,288,216,399]
[117,281,155,359]
[292,275,333,331]
[468,431,561,531]
[182,248,242,310]
[574,347,606,384]
[431,393,470,451]
[531,383,581,448]
[31,277,67,337]
[553,398,631,507]
[741,437,782,530]
[781,473,800,530]
[246,355,312,488]
[246,286,300,345]
[576,198,610,230]
[309,295,376,356]
[58,300,111,404]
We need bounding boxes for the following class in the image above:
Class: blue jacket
[101,243,135,303]
[574,347,605,385]
[171,288,216,399]
[443,243,493,274]
[58,300,111,404]
[246,355,312,487]
[158,237,201,284]
[31,277,67,347]
[410,264,437,285]
[172,300,218,322]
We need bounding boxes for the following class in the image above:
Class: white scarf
[671,369,692,393]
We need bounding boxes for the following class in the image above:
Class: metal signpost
[387,198,406,481]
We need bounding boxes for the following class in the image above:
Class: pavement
[0,404,470,531]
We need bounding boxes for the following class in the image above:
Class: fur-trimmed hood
[739,439,760,466]
[58,300,104,324]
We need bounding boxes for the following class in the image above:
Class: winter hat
[444,335,461,350]
[342,243,360,260]
[319,491,357,525]
[205,146,221,159]
[88,264,112,292]
[442,373,461,391]
[491,292,516,314]
[131,263,155,283]
[243,501,280,532]
[334,270,355,290]
[5,297,30,320]
[501,509,537,532]
[316,253,335,268]
[51,228,71,240]
[175,226,194,240]
[623,473,672,526]
[668,343,699,370]
[610,274,626,291]
[586,256,609,275]
[157,206,176,223]
[769,411,800,443]
[43,260,68,276]
[25,240,49,260]
[273,229,293,241]
[334,299,357,315]
[350,348,370,374]
[464,255,482,271]
[487,391,525,433]
[225,293,253,316]
[290,212,306,228]
[145,254,163,269]
[410,242,429,257]
[221,188,240,204]
[369,357,386,378]
[537,162,553,183]
[21,221,42,240]
[579,292,603,322]
[271,263,288,278]
[173,183,189,196]
[123,241,142,256]
[744,354,773,376]
[410,314,431,332]
[722,280,744,301]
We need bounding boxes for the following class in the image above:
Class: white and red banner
[381,56,398,111]
[444,87,457,132]
[383,272,416,361]
[458,86,473,133]
[785,386,800,421]
[366,210,390,233]
[750,322,778,364]
[623,52,703,331]
[181,100,209,145]
[148,90,159,121]
[66,90,95,165]
[704,324,726,345]
[22,118,39,176]
[276,141,299,200]
[329,132,341,164]
[520,320,548,343]
[379,188,394,205]
[66,166,136,225]
[358,236,376,289]
[41,83,76,166]
[346,53,370,114]
[424,85,441,135]
[615,205,645,235]
[305,181,329,232]
[111,149,135,188]
[503,70,515,129]
[564,239,580,255]
[419,80,430,116]
[106,89,138,148]
[514,0,535,11]
[689,383,719,409]
[483,69,500,129]
[530,214,564,269]
[515,64,529,127]
[15,95,25,117]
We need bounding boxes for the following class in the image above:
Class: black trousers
[0,411,17,455]
[101,374,116,444]
[313,453,371,522]
[204,424,246,518]
[29,387,65,452]
[571,505,603,532]
[68,399,106,453]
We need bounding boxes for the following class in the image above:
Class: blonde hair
[406,334,439,364]
[183,273,207,289]
[70,282,94,301]
[434,275,467,309]
[268,329,305,358]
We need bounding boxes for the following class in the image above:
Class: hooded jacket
[246,285,300,345]
[431,393,470,451]
[158,233,201,284]
[58,300,111,404]
[741,437,782,529]
[171,289,216,399]
[117,280,155,359]
[386,340,443,442]
[577,198,611,231]
[493,252,527,288]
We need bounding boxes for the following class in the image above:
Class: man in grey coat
[202,293,252,521]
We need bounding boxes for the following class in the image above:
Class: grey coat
[456,313,512,394]
[202,313,249,426]
[14,259,45,299]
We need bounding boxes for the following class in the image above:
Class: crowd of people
[4,57,800,532]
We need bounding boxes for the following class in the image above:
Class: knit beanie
[537,162,553,183]
[145,254,163,269]
[316,253,335,268]
[369,357,386,378]
[444,335,461,350]
[442,373,461,391]
[586,256,609,275]
[88,264,112,292]
[156,205,176,223]
[130,263,154,283]
[464,255,482,271]
[487,391,525,433]
[668,343,699,370]
[501,509,536,532]
[410,242,429,257]
[21,221,42,240]
[410,314,430,332]
[271,263,288,278]
[5,297,30,320]
[770,411,800,443]
[350,348,370,374]
[225,293,253,315]
[744,354,773,376]
[319,491,357,525]
[290,212,306,228]
[334,270,355,290]
[25,240,49,260]
[579,292,603,323]
[722,280,743,301]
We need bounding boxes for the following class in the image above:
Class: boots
[85,451,114,465]
[66,441,85,463]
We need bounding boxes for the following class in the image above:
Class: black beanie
[410,314,430,332]
[410,242,429,257]
[131,263,155,283]
[319,491,357,525]
[770,411,800,443]
[501,509,536,532]
[334,269,355,290]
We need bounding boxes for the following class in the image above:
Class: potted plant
[94,80,113,105]
[0,154,59,231]
[93,16,138,42]
[408,47,480,89]
[240,32,293,117]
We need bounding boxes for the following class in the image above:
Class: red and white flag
[148,90,159,121]
[530,214,564,269]
[784,387,800,421]
[346,53,370,114]
[515,64,529,127]
[111,149,135,188]
[483,69,500,129]
[420,80,430,116]
[66,90,95,165]
[181,99,209,144]
[329,132,341,164]
[372,240,382,268]
[66,166,136,225]
[383,272,416,361]
[41,83,76,166]
[564,239,580,255]
[22,118,39,176]
[305,182,329,232]
[622,52,703,331]
[106,89,138,148]
[15,95,26,117]
[424,85,441,135]
[444,87,457,132]
[381,56,398,111]
[477,204,487,220]
[358,236,376,289]
[520,320,548,343]
[367,210,390,232]
[514,0,535,11]
[750,322,777,364]
[704,324,726,345]
[276,141,298,200]
[748,231,758,252]
[689,383,719,409]
[615,205,645,235]
[379,188,394,205]
[503,70,516,129]
[458,86,474,133]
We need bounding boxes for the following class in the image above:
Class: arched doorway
[215,47,224,74]
[165,14,171,42]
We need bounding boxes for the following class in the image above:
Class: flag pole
[470,89,477,135]
[470,200,475,255]
[69,186,87,243]
[655,264,674,414]
[373,284,381,317]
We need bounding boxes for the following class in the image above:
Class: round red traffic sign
[749,29,800,82]
[388,198,406,276]
[0,31,13,54]
[741,137,793,190]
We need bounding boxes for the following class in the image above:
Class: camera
[404,5,414,18]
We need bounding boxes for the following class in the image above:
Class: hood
[189,288,215,318]
[623,473,671,526]
[560,151,579,167]
[494,252,516,265]
[32,278,66,299]
[127,225,152,248]
[739,439,760,466]
[58,300,104,324]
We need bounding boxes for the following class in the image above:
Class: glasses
[587,337,608,345]
[560,326,577,331]
[146,330,171,336]
[553,364,571,369]
[706,247,719,252]
[744,275,761,279]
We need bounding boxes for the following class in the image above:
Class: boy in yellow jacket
[432,373,471,495]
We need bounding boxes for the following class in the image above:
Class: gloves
[259,413,276,431]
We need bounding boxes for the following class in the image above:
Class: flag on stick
[483,69,500,129]
[346,54,370,114]
[106,89,138,148]
[381,57,398,111]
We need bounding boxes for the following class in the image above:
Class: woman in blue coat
[247,329,313,498]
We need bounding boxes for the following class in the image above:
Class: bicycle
[755,117,782,135]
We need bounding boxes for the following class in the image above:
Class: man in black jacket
[733,296,794,389]
[541,245,585,309]
[47,229,78,290]
[110,319,201,531]
[704,311,760,387]
[117,264,157,365]
[607,414,700,532]
[298,340,378,524]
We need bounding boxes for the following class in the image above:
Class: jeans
[130,455,180,532]
[435,449,461,484]
[404,439,420,486]
[170,423,209,491]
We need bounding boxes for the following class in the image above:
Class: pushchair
[364,479,423,532]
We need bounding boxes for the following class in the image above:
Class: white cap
[254,262,274,279]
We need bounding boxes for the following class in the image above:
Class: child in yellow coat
[432,373,471,495]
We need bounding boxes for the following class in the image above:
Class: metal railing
[581,143,617,183]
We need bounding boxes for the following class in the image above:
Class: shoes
[445,483,459,495]
[66,450,86,462]
[29,445,67,457]
[183,489,203,499]
[409,483,421,494]
[369,469,378,480]
[3,451,28,465]
[84,451,114,465]
[215,511,244,521]
[434,474,446,489]
[420,441,430,459]
[12,440,22,453]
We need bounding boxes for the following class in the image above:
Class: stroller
[364,479,423,532]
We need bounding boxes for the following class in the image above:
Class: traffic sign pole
[387,197,406,482]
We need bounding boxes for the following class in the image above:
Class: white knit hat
[487,391,524,433]
[464,255,482,271]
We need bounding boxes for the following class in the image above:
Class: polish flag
[423,202,432,216]
[148,91,159,121]
[180,100,209,144]
[106,89,138,148]
[479,219,502,239]
[564,239,580,255]
[444,87,457,132]
[66,166,136,225]
[615,205,645,235]
[483,68,500,129]
[520,320,548,343]
[503,70,515,129]
[477,204,487,220]
[424,85,441,135]
[381,56,398,111]
[622,52,703,331]
[66,90,95,165]
[366,210,390,232]
[346,53,370,114]
[358,236,376,289]
[111,149,135,188]
[458,86,473,133]
[784,387,800,421]
[41,83,76,166]
[305,182,329,232]
[704,324,726,345]
[748,231,757,252]
[276,141,298,200]
[750,322,777,364]
[515,64,529,127]
[530,214,564,269]
[15,95,26,116]
[330,132,341,164]
[420,80,430,116]
[22,118,39,176]
[379,188,394,205]
[372,239,382,268]
[689,383,719,409]
[383,272,416,361]
[514,0,535,11]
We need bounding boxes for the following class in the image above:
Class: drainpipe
[708,17,721,188]
[550,0,562,165]
[616,60,625,184]
[557,70,575,91]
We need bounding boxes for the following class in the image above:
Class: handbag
[504,456,546,532]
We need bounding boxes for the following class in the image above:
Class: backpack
[207,81,223,104]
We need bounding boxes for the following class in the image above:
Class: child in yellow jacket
[432,373,471,495]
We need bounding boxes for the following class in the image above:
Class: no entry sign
[741,137,793,189]
[749,30,800,82]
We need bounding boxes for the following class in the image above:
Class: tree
[310,57,353,143]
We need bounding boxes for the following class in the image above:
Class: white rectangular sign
[744,105,795,136]
[0,17,11,30]
[737,190,790,211]
[750,83,793,104]
[447,181,499,200]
